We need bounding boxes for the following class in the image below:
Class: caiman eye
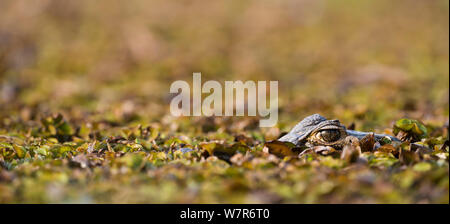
[318,129,341,142]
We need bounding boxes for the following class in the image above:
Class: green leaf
[393,118,428,138]
[58,122,74,135]
[413,162,432,172]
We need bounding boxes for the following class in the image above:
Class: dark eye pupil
[320,130,341,142]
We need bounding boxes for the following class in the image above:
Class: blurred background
[1,0,449,133]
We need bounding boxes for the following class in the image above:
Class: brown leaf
[0,169,14,182]
[264,140,296,158]
[341,141,361,163]
[234,134,255,145]
[399,147,420,165]
[87,140,96,154]
[70,154,89,168]
[229,152,252,166]
[360,133,375,152]
[200,142,249,162]
[411,143,434,161]
[440,140,449,151]
[377,144,398,156]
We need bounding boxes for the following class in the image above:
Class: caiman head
[278,114,348,148]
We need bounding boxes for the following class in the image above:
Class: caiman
[278,114,401,149]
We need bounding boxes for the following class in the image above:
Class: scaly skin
[279,114,401,148]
